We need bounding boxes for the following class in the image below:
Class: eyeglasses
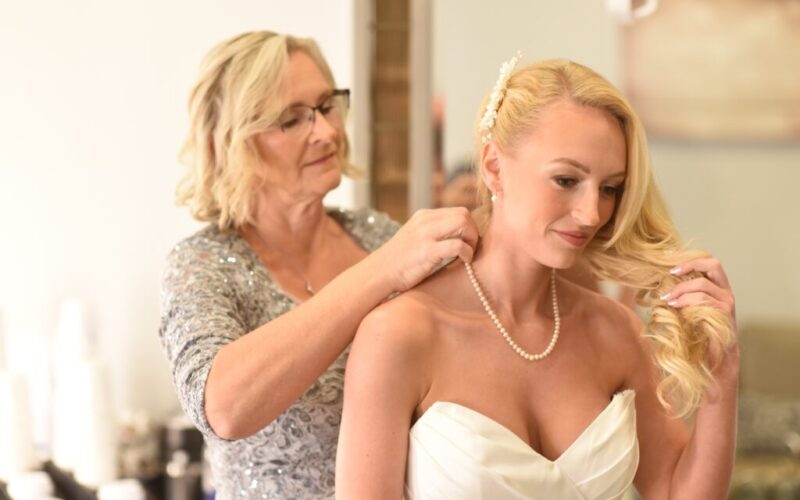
[274,89,350,139]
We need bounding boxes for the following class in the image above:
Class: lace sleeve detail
[337,206,400,251]
[158,236,247,440]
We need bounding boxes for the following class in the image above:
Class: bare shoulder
[560,278,647,355]
[356,288,439,351]
[347,289,441,400]
[355,260,467,349]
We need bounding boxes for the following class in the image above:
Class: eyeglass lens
[278,91,349,136]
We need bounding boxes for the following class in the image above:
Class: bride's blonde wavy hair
[473,59,733,417]
[177,31,359,230]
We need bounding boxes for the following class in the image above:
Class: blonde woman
[336,57,738,499]
[158,31,478,499]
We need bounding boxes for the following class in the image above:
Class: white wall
[433,0,800,326]
[434,0,619,169]
[0,0,360,430]
[650,143,800,325]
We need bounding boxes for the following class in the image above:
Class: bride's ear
[479,141,503,196]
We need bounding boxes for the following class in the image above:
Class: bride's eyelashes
[552,176,623,199]
[553,176,578,188]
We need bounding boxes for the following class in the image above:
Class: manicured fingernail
[660,292,671,300]
[668,299,679,307]
[670,266,681,275]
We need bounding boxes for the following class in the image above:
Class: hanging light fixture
[606,0,659,23]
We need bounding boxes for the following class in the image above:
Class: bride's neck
[470,221,554,323]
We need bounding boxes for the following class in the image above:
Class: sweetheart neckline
[410,389,636,464]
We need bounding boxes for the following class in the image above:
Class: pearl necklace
[295,276,316,296]
[464,261,560,361]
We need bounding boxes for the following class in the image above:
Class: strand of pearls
[464,261,560,361]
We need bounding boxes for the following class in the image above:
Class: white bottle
[97,479,146,500]
[51,298,94,471]
[0,317,39,481]
[0,372,39,482]
[5,470,57,499]
[72,359,118,488]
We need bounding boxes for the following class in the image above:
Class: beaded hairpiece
[479,51,522,144]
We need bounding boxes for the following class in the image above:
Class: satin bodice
[405,390,639,500]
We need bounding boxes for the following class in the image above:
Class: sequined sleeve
[344,206,400,251]
[158,207,400,498]
[159,234,247,439]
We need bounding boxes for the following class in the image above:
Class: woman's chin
[545,251,583,271]
[309,167,343,196]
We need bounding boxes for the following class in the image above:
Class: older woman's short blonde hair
[176,31,358,229]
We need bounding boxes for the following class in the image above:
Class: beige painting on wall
[623,0,800,141]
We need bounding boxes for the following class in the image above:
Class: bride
[335,56,738,499]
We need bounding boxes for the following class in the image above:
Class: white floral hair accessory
[479,51,522,144]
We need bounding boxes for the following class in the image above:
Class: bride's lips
[554,230,590,247]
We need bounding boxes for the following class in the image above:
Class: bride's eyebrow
[548,157,590,172]
[605,172,626,181]
[548,157,626,180]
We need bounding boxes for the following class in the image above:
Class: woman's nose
[572,189,600,228]
[308,109,339,143]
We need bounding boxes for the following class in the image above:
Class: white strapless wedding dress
[405,390,638,500]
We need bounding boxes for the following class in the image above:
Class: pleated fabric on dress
[405,390,639,500]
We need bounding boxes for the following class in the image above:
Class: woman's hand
[649,257,740,499]
[373,207,479,293]
[663,256,739,374]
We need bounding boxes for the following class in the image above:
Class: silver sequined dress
[159,207,399,499]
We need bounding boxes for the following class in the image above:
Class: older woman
[158,31,477,499]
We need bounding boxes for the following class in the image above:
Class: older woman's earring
[491,192,498,203]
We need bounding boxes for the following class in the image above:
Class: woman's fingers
[434,208,479,253]
[666,256,736,323]
[435,238,475,265]
[422,208,478,264]
[381,207,480,292]
[671,257,731,289]
[661,277,730,305]
[413,207,478,248]
[664,291,733,317]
